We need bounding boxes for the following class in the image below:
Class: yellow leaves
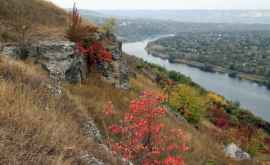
[207,92,228,106]
[168,84,206,123]
[169,84,203,109]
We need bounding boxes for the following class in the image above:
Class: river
[123,35,270,122]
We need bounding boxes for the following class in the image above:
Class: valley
[0,1,270,164]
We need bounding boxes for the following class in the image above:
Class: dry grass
[0,56,117,165]
[0,0,97,42]
[0,53,260,164]
[0,0,69,41]
[0,0,68,26]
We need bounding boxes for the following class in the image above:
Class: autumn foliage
[66,3,97,42]
[103,91,188,165]
[209,105,230,129]
[66,3,112,65]
[169,84,205,124]
[76,42,112,64]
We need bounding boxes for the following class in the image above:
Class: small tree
[2,0,33,58]
[66,3,112,66]
[100,17,117,36]
[103,91,188,165]
[66,3,97,42]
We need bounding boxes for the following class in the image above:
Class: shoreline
[146,48,269,89]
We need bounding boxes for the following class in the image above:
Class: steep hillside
[0,56,119,164]
[0,0,67,25]
[0,53,263,164]
[0,0,270,165]
[0,0,70,41]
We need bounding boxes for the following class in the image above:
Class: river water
[123,35,270,122]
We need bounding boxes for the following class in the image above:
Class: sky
[46,0,270,10]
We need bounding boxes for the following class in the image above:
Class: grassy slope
[0,0,69,41]
[0,52,256,164]
[0,0,266,164]
[0,56,119,164]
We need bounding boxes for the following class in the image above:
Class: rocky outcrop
[1,37,129,89]
[224,143,251,160]
[2,41,87,84]
[97,37,129,89]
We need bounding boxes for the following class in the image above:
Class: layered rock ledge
[1,38,129,89]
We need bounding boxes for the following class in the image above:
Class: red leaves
[103,91,187,164]
[76,41,113,64]
[66,3,111,68]
[163,156,185,165]
[209,105,230,129]
[109,124,122,134]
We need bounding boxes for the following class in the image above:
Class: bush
[66,3,97,42]
[103,91,188,164]
[169,84,205,124]
[66,4,112,66]
[208,106,230,129]
[1,0,33,57]
[136,63,145,70]
[168,70,191,84]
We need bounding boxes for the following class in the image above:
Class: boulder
[224,143,251,160]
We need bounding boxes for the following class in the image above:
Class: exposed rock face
[224,143,251,160]
[32,41,88,84]
[99,39,129,89]
[1,37,129,89]
[2,41,87,84]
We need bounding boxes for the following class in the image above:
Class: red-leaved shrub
[76,41,112,64]
[66,3,112,65]
[103,91,188,165]
[209,105,230,129]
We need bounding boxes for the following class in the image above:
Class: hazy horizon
[47,0,270,10]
